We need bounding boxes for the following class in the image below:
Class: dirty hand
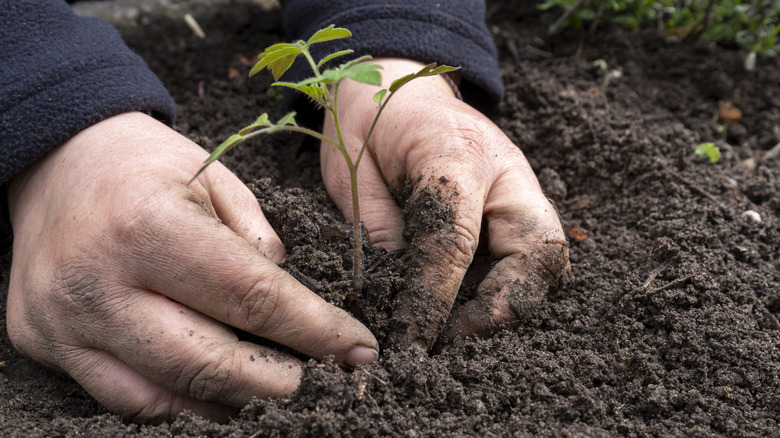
[6,112,378,423]
[321,58,570,350]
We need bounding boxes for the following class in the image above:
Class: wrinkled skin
[6,112,378,423]
[321,58,571,350]
[5,57,570,423]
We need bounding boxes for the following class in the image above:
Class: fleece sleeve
[280,0,503,113]
[0,0,177,185]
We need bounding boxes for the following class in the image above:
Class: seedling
[189,25,458,291]
[695,142,721,163]
[538,0,780,68]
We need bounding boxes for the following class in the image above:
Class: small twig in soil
[649,274,695,294]
[667,170,719,203]
[759,127,780,163]
[183,13,206,39]
[362,369,388,386]
[642,262,670,289]
[525,44,553,59]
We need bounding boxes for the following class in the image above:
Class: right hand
[5,111,378,423]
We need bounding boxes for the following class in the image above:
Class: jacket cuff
[281,1,503,119]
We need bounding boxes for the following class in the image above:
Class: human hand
[6,112,378,423]
[321,58,570,350]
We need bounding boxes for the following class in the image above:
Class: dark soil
[3,0,780,436]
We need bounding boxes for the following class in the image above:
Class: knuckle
[432,220,480,273]
[535,238,572,287]
[106,201,162,248]
[106,183,210,247]
[231,273,284,335]
[181,349,237,402]
[505,241,571,320]
[53,262,103,313]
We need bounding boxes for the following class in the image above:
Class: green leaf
[694,142,721,163]
[238,113,271,135]
[320,57,381,85]
[188,134,246,184]
[389,63,460,93]
[341,62,383,85]
[273,81,326,104]
[250,43,305,79]
[317,49,355,68]
[306,25,352,47]
[373,89,388,106]
[339,55,374,70]
[268,112,297,133]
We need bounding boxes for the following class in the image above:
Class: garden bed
[1,0,779,435]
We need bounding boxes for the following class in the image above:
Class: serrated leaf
[389,63,460,93]
[694,142,721,163]
[238,113,271,135]
[250,43,305,79]
[341,62,383,85]
[373,89,387,106]
[268,112,297,133]
[251,44,301,73]
[320,59,382,85]
[306,25,352,47]
[339,55,374,70]
[317,49,354,68]
[273,81,325,104]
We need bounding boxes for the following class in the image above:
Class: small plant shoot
[189,25,458,291]
[695,142,721,163]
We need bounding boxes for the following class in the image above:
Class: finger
[110,186,379,367]
[61,346,237,424]
[59,287,303,411]
[321,117,405,250]
[200,165,287,263]
[385,126,496,350]
[442,160,570,342]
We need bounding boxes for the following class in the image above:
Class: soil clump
[1,0,779,435]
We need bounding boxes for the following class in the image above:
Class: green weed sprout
[695,142,721,163]
[189,25,458,291]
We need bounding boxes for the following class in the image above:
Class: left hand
[320,58,570,350]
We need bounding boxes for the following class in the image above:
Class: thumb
[320,115,406,251]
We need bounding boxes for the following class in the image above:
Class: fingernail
[344,346,379,367]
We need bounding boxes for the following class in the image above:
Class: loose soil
[2,0,780,436]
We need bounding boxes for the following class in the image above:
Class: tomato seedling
[190,25,458,291]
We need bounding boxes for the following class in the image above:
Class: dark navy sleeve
[0,0,177,185]
[280,0,503,113]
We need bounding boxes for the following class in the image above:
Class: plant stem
[330,81,363,291]
[257,84,364,291]
[356,90,396,168]
[348,162,363,291]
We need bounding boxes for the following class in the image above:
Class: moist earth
[2,0,780,436]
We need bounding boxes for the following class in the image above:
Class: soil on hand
[2,0,779,435]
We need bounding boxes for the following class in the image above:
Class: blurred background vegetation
[537,0,779,69]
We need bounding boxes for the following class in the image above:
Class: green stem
[302,50,322,77]
[355,89,396,169]
[251,121,364,291]
[329,80,363,291]
[348,161,363,291]
[244,125,343,150]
